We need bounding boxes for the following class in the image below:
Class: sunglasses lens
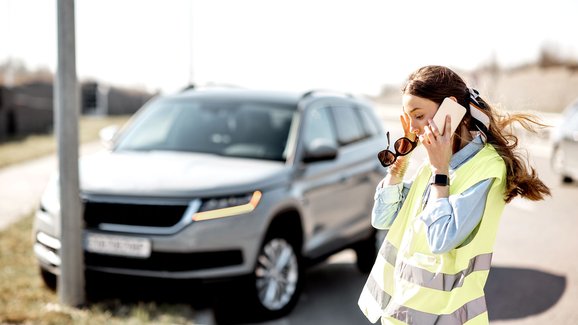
[395,138,414,155]
[378,150,396,167]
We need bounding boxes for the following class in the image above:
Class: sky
[1,0,577,96]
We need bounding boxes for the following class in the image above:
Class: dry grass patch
[0,215,200,325]
[0,215,60,323]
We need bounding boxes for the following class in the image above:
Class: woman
[358,65,550,325]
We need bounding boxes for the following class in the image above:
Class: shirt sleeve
[371,179,412,229]
[418,178,494,254]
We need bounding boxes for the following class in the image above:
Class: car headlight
[192,191,262,221]
[40,174,61,216]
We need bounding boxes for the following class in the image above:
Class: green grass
[0,115,132,169]
[0,216,200,325]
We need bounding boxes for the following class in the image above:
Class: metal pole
[55,0,85,306]
[188,0,194,86]
[4,0,14,88]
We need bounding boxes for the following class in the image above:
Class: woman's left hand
[419,115,452,175]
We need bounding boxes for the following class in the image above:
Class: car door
[327,103,379,238]
[297,100,349,256]
[298,99,376,257]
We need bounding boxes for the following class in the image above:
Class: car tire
[248,231,303,320]
[212,227,303,323]
[39,267,57,291]
[354,230,381,274]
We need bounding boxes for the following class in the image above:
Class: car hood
[79,150,290,197]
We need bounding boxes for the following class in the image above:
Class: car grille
[85,250,244,272]
[84,201,189,228]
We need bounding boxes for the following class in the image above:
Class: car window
[357,106,380,136]
[115,100,180,149]
[303,104,337,148]
[116,98,296,161]
[331,104,366,145]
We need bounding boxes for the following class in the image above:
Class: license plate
[85,233,151,258]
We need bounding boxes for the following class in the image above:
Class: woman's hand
[384,112,416,186]
[419,115,452,175]
[400,112,417,142]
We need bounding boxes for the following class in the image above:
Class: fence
[0,82,154,141]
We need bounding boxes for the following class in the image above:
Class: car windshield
[115,97,297,161]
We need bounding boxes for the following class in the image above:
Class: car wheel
[562,176,574,184]
[354,230,383,273]
[39,267,57,291]
[250,234,303,319]
[212,230,303,323]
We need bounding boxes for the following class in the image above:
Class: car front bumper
[34,205,268,280]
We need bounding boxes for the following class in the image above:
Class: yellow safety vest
[359,144,506,325]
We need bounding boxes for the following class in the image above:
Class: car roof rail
[180,82,244,92]
[181,84,197,92]
[300,89,354,100]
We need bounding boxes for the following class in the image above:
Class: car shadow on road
[486,266,566,321]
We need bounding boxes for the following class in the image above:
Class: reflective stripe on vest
[385,296,487,325]
[376,239,492,291]
[365,269,392,310]
[379,237,398,265]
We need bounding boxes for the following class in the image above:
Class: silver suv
[33,87,387,319]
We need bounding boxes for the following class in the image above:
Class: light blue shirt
[372,135,494,254]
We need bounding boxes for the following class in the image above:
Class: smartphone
[432,97,467,136]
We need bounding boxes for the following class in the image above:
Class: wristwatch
[432,174,449,186]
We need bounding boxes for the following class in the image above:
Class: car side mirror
[303,138,338,163]
[99,125,119,149]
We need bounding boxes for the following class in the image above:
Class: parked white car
[551,99,578,183]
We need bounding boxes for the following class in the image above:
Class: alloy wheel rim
[255,238,299,311]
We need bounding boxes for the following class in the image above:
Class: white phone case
[432,97,467,136]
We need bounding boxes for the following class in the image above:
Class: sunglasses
[377,132,418,167]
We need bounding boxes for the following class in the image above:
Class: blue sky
[1,0,577,96]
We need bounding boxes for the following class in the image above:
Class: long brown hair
[402,65,550,202]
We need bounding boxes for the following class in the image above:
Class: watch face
[434,174,449,186]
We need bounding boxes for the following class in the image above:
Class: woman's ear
[448,96,458,102]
